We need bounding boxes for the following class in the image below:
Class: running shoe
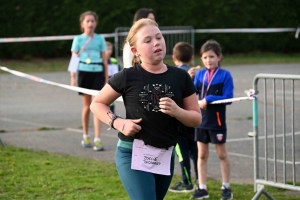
[93,140,104,151]
[169,181,194,193]
[221,186,233,200]
[81,137,92,148]
[190,188,209,199]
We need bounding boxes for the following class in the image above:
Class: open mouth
[154,49,162,53]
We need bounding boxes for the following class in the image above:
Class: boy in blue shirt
[106,41,121,113]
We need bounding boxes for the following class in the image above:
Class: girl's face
[81,15,97,33]
[201,50,221,70]
[132,24,166,65]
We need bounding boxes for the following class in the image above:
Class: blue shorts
[116,140,175,200]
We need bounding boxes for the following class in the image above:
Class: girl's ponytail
[132,55,142,66]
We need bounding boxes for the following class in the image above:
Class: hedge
[0,0,299,58]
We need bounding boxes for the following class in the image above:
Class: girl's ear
[219,54,223,62]
[131,47,137,55]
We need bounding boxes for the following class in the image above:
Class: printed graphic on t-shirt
[139,83,174,112]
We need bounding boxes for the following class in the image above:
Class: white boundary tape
[0,66,254,104]
[0,27,298,43]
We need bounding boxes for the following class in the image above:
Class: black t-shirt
[108,64,196,148]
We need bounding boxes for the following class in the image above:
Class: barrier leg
[0,137,5,147]
[252,184,275,200]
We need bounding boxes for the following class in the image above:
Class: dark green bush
[0,0,299,58]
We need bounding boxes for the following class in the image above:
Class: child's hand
[159,97,179,117]
[121,118,142,136]
[188,68,195,78]
[199,98,207,110]
[188,65,201,79]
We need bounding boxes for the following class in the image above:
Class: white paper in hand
[68,54,80,72]
[108,64,119,77]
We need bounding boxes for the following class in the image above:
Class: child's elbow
[196,114,202,126]
[90,102,95,113]
[192,112,202,127]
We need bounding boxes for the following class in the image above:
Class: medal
[86,58,91,64]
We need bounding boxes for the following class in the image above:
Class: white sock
[83,134,90,139]
[199,184,207,190]
[222,182,230,189]
[94,138,101,143]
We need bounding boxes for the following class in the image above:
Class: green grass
[1,53,300,73]
[1,146,299,200]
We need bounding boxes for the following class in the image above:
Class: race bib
[68,54,80,72]
[108,64,119,77]
[131,139,174,175]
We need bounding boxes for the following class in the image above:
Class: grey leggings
[115,145,175,200]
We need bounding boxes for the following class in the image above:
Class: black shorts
[195,128,227,144]
[77,70,105,95]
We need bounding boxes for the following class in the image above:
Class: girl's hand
[199,98,207,110]
[121,118,142,136]
[159,97,179,117]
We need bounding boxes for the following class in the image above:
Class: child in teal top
[70,11,108,151]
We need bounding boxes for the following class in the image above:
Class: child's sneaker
[93,140,104,151]
[81,137,92,148]
[221,186,233,200]
[190,188,209,199]
[168,181,194,193]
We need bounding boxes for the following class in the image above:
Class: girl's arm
[90,84,142,136]
[159,93,202,127]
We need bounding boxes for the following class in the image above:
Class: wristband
[107,111,122,130]
[122,120,127,133]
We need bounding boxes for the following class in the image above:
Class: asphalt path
[1,63,300,186]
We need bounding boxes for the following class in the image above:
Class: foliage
[0,0,299,58]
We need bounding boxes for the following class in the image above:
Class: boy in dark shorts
[168,42,199,193]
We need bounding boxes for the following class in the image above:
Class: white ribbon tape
[0,66,253,104]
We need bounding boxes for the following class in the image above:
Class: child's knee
[198,151,208,160]
[217,151,228,160]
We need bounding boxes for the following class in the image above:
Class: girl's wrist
[113,118,126,132]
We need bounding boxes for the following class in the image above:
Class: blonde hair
[79,11,98,33]
[126,18,159,66]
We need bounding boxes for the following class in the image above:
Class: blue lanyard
[201,67,219,99]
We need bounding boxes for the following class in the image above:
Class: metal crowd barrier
[251,73,300,199]
[113,26,195,62]
[1,27,298,67]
